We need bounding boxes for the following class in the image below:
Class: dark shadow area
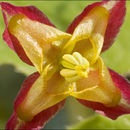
[125,73,130,81]
[0,64,26,120]
[44,104,69,130]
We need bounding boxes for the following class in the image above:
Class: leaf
[69,114,130,129]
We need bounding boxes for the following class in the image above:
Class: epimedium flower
[0,0,130,129]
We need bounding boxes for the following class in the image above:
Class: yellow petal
[17,67,69,121]
[63,6,109,64]
[8,14,71,73]
[71,57,121,106]
[98,57,121,106]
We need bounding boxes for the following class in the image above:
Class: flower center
[60,52,90,82]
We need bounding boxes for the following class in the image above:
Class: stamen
[60,52,90,82]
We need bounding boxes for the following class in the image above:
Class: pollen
[60,52,90,82]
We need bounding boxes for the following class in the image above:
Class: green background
[0,1,130,129]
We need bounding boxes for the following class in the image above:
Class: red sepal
[78,99,130,120]
[78,69,130,120]
[66,0,126,52]
[6,72,65,129]
[109,69,130,104]
[103,0,126,51]
[0,2,55,65]
[14,72,40,111]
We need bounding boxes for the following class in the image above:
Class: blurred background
[0,1,130,129]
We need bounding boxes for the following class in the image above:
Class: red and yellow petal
[67,0,126,52]
[77,69,130,120]
[1,2,71,69]
[0,2,55,65]
[7,14,71,72]
[63,6,109,65]
[15,65,69,122]
[7,71,66,129]
[71,57,120,107]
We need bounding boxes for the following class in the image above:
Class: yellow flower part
[8,14,71,73]
[63,6,109,64]
[8,6,121,121]
[71,57,120,107]
[60,52,90,82]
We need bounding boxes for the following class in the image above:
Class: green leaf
[69,114,130,129]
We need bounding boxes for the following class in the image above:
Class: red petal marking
[6,113,17,130]
[103,0,126,51]
[109,69,130,104]
[14,72,40,111]
[78,69,130,119]
[0,2,55,65]
[66,0,126,52]
[6,72,65,129]
[78,99,130,120]
[6,101,65,130]
[0,2,55,25]
[9,34,33,65]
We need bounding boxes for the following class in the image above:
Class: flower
[0,0,130,129]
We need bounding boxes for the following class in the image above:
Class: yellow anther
[63,54,79,65]
[60,52,90,82]
[75,64,89,78]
